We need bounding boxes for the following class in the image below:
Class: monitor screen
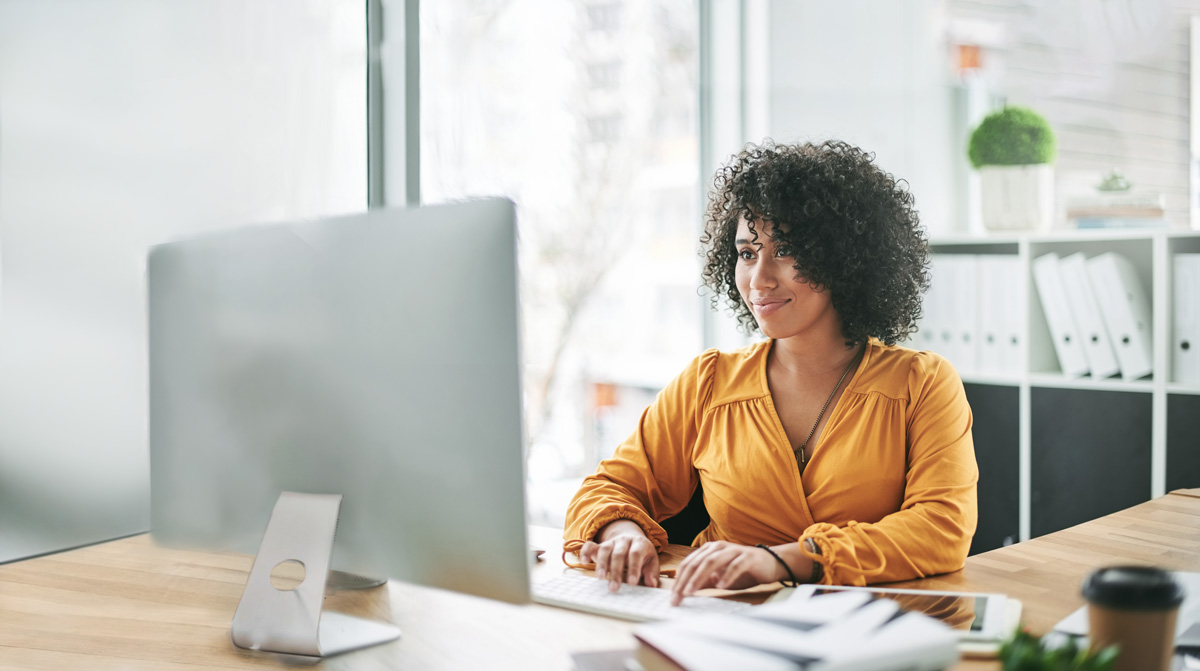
[147,198,530,605]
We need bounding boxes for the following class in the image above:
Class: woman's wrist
[762,543,814,584]
[595,519,648,543]
[803,538,824,583]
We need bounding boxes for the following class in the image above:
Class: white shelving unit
[926,228,1200,546]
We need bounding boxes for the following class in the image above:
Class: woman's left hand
[669,540,792,606]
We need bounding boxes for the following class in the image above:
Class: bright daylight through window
[421,0,701,526]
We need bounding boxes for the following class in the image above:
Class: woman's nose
[748,259,777,289]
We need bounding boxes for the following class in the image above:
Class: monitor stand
[230,491,401,657]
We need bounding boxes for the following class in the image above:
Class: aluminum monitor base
[230,492,401,657]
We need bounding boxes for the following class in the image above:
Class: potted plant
[1000,628,1118,671]
[968,106,1057,231]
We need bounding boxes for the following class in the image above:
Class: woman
[562,140,978,604]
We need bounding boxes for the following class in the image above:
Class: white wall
[765,0,961,236]
[0,0,366,562]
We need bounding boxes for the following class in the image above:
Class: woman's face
[734,217,837,340]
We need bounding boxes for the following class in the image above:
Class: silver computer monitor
[147,198,529,606]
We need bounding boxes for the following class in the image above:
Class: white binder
[1174,254,1200,385]
[949,255,980,376]
[1032,253,1090,377]
[976,256,1005,375]
[1087,252,1153,380]
[918,257,945,353]
[1058,253,1120,379]
[927,255,959,365]
[998,255,1026,374]
[977,255,1023,376]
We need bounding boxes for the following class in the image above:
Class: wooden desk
[3,491,1199,670]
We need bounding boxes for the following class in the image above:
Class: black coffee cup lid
[1082,566,1185,610]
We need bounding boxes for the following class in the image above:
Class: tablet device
[787,584,1020,656]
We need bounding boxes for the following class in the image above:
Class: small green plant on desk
[999,628,1118,671]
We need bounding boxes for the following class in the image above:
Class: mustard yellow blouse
[563,338,978,586]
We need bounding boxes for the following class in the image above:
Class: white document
[1087,252,1153,380]
[635,626,800,671]
[636,597,956,671]
[1058,253,1120,379]
[1175,254,1200,385]
[1032,253,1090,377]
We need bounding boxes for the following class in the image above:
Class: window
[421,0,701,526]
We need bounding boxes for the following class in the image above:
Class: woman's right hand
[578,519,661,590]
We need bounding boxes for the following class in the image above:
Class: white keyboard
[532,572,750,622]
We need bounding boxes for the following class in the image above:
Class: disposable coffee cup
[1082,566,1185,671]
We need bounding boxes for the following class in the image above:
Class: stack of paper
[633,592,958,671]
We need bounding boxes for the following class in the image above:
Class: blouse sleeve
[562,350,716,554]
[800,352,979,586]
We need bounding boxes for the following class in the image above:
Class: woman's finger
[682,548,727,597]
[606,536,632,592]
[594,540,614,581]
[671,542,722,604]
[638,549,661,588]
[579,541,600,563]
[624,538,655,586]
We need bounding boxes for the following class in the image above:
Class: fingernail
[627,574,637,585]
[596,568,604,580]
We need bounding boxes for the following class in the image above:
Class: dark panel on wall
[1031,388,1152,537]
[964,383,1020,555]
[1167,394,1200,491]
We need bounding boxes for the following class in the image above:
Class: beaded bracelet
[755,544,800,587]
[804,537,824,584]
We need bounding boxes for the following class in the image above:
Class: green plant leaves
[999,628,1117,671]
[968,106,1057,168]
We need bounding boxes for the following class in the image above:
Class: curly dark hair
[699,140,930,347]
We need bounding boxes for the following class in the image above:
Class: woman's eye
[775,248,792,258]
[738,249,755,260]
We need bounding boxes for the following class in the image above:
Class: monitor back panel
[148,199,530,604]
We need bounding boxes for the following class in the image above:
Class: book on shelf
[1067,207,1165,219]
[1073,217,1168,229]
[1064,191,1164,211]
[1065,191,1167,229]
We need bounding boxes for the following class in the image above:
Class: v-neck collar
[758,338,874,516]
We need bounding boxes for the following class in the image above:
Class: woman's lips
[753,298,789,317]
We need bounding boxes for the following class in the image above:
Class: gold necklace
[795,345,863,473]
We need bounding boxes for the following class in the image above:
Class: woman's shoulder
[680,339,771,408]
[857,340,961,400]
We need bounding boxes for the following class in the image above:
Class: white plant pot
[979,164,1055,232]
